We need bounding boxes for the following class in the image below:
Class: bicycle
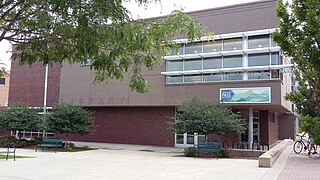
[293,133,316,154]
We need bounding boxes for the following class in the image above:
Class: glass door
[175,133,205,147]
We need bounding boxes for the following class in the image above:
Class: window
[184,59,202,71]
[203,40,222,53]
[166,76,183,84]
[248,70,270,80]
[0,78,5,85]
[203,73,222,82]
[176,134,184,144]
[203,57,222,69]
[184,75,202,83]
[169,44,184,55]
[223,55,242,68]
[248,35,270,49]
[269,112,275,123]
[185,42,202,54]
[223,38,242,51]
[248,53,270,67]
[271,38,277,47]
[224,72,243,81]
[271,70,280,79]
[271,52,281,65]
[166,60,183,71]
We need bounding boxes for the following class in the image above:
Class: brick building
[8,0,296,148]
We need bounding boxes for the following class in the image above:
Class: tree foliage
[273,0,320,143]
[0,0,205,93]
[172,98,245,137]
[0,103,41,132]
[46,104,93,136]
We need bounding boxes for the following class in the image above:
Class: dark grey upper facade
[59,0,292,112]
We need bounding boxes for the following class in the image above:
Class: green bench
[36,138,64,152]
[196,141,221,157]
[0,146,16,161]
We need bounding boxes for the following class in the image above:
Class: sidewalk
[262,144,320,180]
[0,144,268,180]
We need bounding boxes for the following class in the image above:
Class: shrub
[0,136,36,148]
[67,142,76,149]
[0,136,18,147]
[216,148,231,158]
[184,146,197,157]
[81,145,90,150]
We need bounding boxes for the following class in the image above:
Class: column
[248,107,254,150]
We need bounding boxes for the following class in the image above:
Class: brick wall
[259,110,269,144]
[279,113,295,139]
[64,107,176,147]
[269,112,279,145]
[8,61,60,107]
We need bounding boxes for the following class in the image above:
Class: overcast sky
[0,0,260,70]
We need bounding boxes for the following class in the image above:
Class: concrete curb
[258,139,293,168]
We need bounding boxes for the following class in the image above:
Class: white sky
[0,0,259,70]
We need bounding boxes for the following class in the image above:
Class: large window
[248,70,270,80]
[203,73,222,82]
[184,75,202,83]
[169,45,184,55]
[0,78,5,85]
[185,43,202,54]
[224,72,243,81]
[271,52,281,65]
[248,53,270,67]
[166,76,183,84]
[203,57,222,69]
[248,35,270,49]
[164,31,284,85]
[223,56,242,68]
[203,40,222,53]
[271,70,280,79]
[184,59,202,71]
[223,38,242,51]
[166,60,183,71]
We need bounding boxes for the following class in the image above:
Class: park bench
[36,138,64,152]
[0,146,16,161]
[196,141,221,157]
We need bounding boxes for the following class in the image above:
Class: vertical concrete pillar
[295,116,299,139]
[248,107,254,150]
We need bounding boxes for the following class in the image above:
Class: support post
[43,64,48,137]
[248,107,254,150]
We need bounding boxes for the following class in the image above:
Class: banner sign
[220,87,271,103]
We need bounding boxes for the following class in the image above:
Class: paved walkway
[262,144,320,180]
[1,142,319,180]
[0,143,267,180]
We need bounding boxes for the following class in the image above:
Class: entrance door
[239,110,260,142]
[175,133,205,147]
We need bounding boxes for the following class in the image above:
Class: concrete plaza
[0,144,267,180]
[1,143,319,180]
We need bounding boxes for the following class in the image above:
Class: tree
[0,103,41,137]
[273,0,320,144]
[46,104,93,138]
[172,97,245,140]
[0,0,205,93]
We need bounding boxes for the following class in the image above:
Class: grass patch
[0,154,31,160]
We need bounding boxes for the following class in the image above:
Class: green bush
[81,145,90,150]
[67,142,76,149]
[0,136,38,148]
[184,146,197,157]
[216,148,230,158]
